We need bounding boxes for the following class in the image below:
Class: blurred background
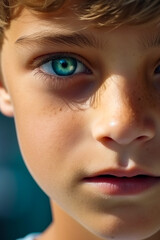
[0,113,52,240]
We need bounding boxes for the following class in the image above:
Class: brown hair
[0,0,160,39]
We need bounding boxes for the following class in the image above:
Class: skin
[0,4,160,240]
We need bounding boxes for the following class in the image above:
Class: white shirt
[17,233,40,240]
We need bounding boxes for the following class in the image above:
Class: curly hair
[0,0,160,40]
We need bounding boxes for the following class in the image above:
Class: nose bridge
[93,74,155,145]
[109,77,143,124]
[103,73,144,119]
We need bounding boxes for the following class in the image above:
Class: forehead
[4,7,160,52]
[6,7,86,41]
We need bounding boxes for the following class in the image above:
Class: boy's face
[1,5,160,240]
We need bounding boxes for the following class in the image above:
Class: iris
[52,57,77,76]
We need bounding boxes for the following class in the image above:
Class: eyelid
[30,52,93,72]
[33,65,95,92]
[153,58,160,72]
[154,64,160,74]
[31,52,95,93]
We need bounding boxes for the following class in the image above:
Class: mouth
[83,174,160,196]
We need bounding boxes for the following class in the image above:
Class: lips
[83,170,160,195]
[85,168,158,178]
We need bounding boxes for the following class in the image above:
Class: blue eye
[154,65,160,74]
[41,56,90,77]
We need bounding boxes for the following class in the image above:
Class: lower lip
[84,176,160,195]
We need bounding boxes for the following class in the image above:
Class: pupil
[61,61,68,68]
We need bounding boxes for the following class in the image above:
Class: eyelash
[32,53,92,88]
[154,64,160,74]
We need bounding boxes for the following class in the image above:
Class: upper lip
[85,168,159,178]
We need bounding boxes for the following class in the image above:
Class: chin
[81,215,160,240]
[94,231,157,240]
[88,226,160,240]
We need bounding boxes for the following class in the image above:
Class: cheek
[2,57,89,196]
[11,88,85,192]
[16,105,77,160]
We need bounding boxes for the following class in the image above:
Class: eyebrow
[140,31,160,50]
[15,31,103,49]
[15,29,160,51]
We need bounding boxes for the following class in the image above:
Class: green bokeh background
[0,113,51,240]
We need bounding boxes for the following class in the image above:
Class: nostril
[100,137,114,146]
[136,136,150,142]
[101,135,152,146]
[92,117,155,146]
[103,137,113,142]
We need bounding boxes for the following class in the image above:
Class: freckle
[59,108,62,111]
[138,97,141,101]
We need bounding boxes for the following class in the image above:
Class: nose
[92,78,155,146]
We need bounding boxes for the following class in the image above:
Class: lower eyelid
[33,68,96,94]
[33,70,69,90]
[34,67,91,81]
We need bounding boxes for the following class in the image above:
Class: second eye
[40,56,91,77]
[154,65,160,74]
